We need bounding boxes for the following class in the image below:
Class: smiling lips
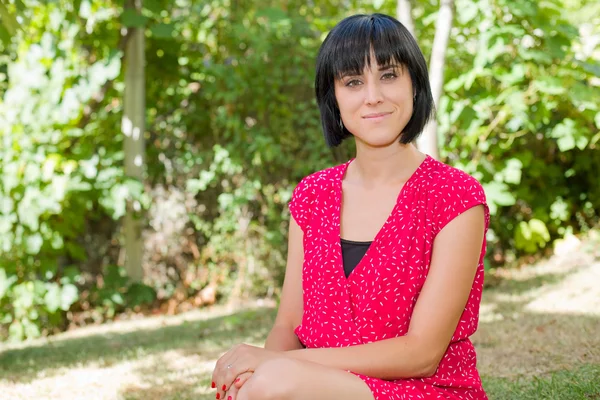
[362,112,393,120]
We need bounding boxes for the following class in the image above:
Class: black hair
[315,13,435,147]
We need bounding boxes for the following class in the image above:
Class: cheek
[336,95,361,118]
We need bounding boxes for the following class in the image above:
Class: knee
[240,358,300,400]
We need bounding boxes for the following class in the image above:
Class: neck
[349,142,425,185]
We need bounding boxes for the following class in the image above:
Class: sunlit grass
[1,256,600,399]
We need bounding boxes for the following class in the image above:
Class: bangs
[327,16,415,80]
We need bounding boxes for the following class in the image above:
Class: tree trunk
[396,0,415,38]
[417,0,455,160]
[122,0,145,282]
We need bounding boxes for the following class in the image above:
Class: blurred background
[0,0,599,398]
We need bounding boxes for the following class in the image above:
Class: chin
[355,132,402,148]
[359,138,400,149]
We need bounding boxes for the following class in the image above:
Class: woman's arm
[264,217,305,351]
[285,205,486,379]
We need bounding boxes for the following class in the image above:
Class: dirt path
[1,233,599,399]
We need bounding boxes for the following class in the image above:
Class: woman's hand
[222,371,253,400]
[211,344,281,399]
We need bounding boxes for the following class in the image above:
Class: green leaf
[44,283,61,313]
[445,73,468,92]
[557,136,575,152]
[529,219,550,241]
[110,292,125,305]
[8,320,24,341]
[14,0,26,13]
[502,158,523,185]
[121,9,149,28]
[12,283,35,317]
[150,23,175,39]
[515,219,551,253]
[550,118,579,152]
[143,0,162,15]
[0,24,11,46]
[372,0,385,10]
[0,1,19,35]
[79,0,92,19]
[575,60,600,77]
[126,283,156,307]
[482,181,516,215]
[25,233,43,255]
[22,317,41,339]
[66,242,87,261]
[521,49,553,63]
[0,269,17,301]
[532,76,566,95]
[456,0,478,24]
[60,283,78,311]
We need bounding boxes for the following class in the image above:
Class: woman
[211,13,489,400]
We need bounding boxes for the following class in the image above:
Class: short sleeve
[433,173,490,237]
[288,176,315,232]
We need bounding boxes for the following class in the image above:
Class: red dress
[289,155,489,399]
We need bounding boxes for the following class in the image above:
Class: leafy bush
[437,0,600,263]
[0,0,598,341]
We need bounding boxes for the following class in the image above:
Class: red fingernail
[228,397,232,400]
[216,394,220,400]
[222,384,226,391]
[211,381,216,388]
[235,377,240,383]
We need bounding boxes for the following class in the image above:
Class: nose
[365,80,384,106]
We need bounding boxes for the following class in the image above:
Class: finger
[212,350,239,395]
[234,372,253,389]
[211,353,231,391]
[227,371,253,400]
[225,385,237,400]
[218,357,243,399]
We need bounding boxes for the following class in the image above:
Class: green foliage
[0,0,143,340]
[88,265,156,318]
[438,0,600,263]
[0,0,599,341]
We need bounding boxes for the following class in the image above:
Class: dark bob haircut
[315,13,435,147]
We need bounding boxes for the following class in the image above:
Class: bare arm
[285,205,486,379]
[264,217,305,351]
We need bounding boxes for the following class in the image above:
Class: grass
[1,302,598,399]
[1,241,599,399]
[0,307,275,382]
[483,364,600,399]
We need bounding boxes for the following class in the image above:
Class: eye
[382,72,398,80]
[345,79,362,87]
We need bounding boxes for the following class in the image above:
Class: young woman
[211,13,489,400]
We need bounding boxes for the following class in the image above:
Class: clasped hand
[211,344,281,400]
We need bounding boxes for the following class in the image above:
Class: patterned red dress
[289,155,490,399]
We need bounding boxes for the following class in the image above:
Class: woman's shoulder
[289,162,347,231]
[425,157,484,193]
[422,158,489,233]
[294,161,348,192]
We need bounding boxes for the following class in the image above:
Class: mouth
[362,112,393,120]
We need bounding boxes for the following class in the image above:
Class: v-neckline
[335,155,430,282]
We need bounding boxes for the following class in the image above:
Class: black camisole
[340,238,372,278]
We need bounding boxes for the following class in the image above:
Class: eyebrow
[378,64,401,71]
[339,64,401,78]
